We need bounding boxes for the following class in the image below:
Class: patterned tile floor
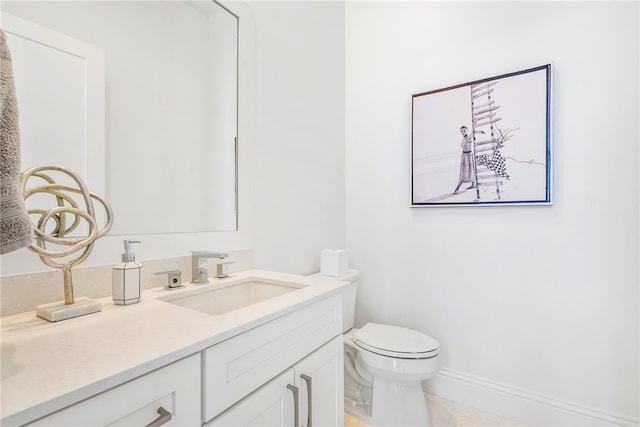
[344,393,527,427]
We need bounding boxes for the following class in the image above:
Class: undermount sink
[158,278,306,316]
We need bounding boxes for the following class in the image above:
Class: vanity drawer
[28,354,201,427]
[203,294,342,422]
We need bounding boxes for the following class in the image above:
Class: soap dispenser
[112,240,142,305]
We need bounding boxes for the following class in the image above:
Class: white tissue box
[321,249,348,277]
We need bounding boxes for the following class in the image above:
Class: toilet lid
[354,323,439,359]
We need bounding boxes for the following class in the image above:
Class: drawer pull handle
[146,407,172,427]
[287,384,299,427]
[300,374,313,427]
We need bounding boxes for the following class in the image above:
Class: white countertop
[0,270,347,427]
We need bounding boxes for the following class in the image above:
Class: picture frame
[411,64,552,207]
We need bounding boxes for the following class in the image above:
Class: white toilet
[320,270,441,427]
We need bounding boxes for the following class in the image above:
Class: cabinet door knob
[145,406,172,427]
[287,384,300,427]
[300,374,313,427]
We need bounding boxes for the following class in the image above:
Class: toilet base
[370,377,431,426]
[344,374,432,427]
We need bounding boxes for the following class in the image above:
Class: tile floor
[344,393,527,427]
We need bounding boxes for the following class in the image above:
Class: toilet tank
[341,271,359,332]
[311,269,360,332]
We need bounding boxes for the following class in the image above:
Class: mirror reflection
[2,0,238,235]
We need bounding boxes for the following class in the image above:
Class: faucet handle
[215,261,235,279]
[155,270,184,290]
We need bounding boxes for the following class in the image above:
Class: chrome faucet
[191,251,229,284]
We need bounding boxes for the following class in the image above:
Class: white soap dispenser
[112,240,142,305]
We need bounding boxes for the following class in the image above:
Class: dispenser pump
[121,240,141,262]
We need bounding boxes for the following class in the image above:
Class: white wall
[250,1,346,274]
[346,1,638,425]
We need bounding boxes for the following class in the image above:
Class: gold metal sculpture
[21,165,113,321]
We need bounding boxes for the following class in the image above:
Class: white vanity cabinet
[206,335,343,427]
[203,294,343,426]
[0,271,347,427]
[27,354,201,427]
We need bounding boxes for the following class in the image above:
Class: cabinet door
[205,369,297,427]
[295,335,344,427]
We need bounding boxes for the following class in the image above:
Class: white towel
[1,29,33,254]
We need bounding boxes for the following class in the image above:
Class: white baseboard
[424,368,639,427]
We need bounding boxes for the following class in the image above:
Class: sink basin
[158,278,305,316]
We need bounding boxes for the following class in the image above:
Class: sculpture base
[36,297,102,322]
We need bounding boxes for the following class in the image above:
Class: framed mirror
[2,0,238,235]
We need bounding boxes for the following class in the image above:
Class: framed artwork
[411,64,552,206]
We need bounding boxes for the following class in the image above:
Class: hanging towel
[1,29,33,254]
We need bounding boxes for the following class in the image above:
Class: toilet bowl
[314,270,441,427]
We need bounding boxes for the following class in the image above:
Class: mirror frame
[0,0,255,276]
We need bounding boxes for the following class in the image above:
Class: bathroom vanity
[0,270,346,427]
